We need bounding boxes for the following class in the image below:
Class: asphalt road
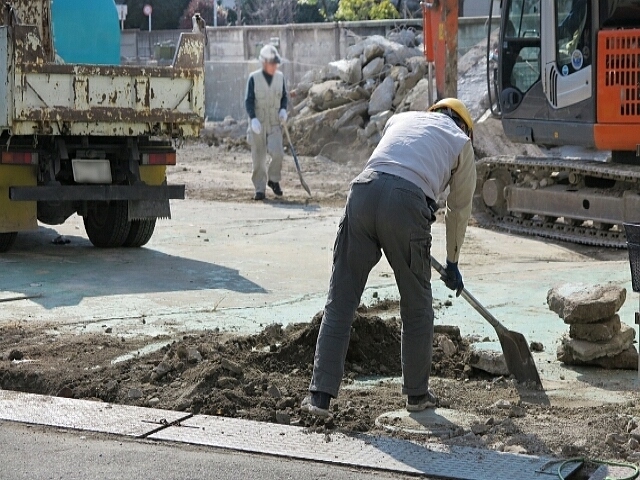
[0,421,417,480]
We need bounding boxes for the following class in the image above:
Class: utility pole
[213,0,218,27]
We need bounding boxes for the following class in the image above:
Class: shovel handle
[430,256,505,333]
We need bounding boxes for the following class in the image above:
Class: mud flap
[128,199,170,221]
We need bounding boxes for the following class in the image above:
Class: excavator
[478,0,640,247]
[425,0,640,247]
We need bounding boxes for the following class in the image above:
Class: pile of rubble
[548,283,638,369]
[288,31,431,162]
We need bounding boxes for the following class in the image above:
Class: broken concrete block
[387,29,417,47]
[362,57,384,81]
[437,335,457,357]
[389,65,409,83]
[332,100,368,131]
[327,58,362,85]
[221,358,244,375]
[368,77,396,115]
[370,110,393,133]
[402,78,432,112]
[308,81,366,111]
[557,344,638,370]
[468,344,509,376]
[384,43,422,66]
[557,323,635,363]
[547,283,626,324]
[363,43,385,63]
[569,315,622,342]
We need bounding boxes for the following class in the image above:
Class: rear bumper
[9,184,185,202]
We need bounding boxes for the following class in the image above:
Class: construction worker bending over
[245,45,288,201]
[302,99,476,416]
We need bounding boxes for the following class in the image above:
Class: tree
[178,0,228,28]
[334,0,399,21]
[297,0,339,21]
[117,0,191,30]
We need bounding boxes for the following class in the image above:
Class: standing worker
[245,45,288,201]
[302,99,476,416]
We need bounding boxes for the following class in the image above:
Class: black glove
[440,260,464,297]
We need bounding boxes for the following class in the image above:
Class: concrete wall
[120,17,491,120]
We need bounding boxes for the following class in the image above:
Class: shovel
[282,123,312,196]
[431,256,543,388]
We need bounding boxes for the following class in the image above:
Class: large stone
[400,56,428,95]
[389,65,409,82]
[547,283,626,324]
[347,35,392,60]
[332,100,368,130]
[387,29,417,47]
[362,57,384,81]
[569,315,622,342]
[558,344,638,370]
[370,110,393,133]
[468,344,509,376]
[557,323,635,363]
[384,43,423,66]
[401,78,432,112]
[363,43,385,63]
[308,81,366,111]
[327,58,362,85]
[368,77,395,115]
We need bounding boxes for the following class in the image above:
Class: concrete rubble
[547,283,627,324]
[468,344,509,376]
[286,32,428,163]
[548,283,637,369]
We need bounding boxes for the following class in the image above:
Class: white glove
[251,118,262,134]
[279,109,288,122]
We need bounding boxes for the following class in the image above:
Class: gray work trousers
[249,124,284,194]
[309,171,435,398]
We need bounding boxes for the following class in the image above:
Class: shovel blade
[298,170,311,196]
[497,329,542,387]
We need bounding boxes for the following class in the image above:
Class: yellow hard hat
[428,98,473,133]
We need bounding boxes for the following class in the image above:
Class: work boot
[301,391,331,417]
[406,390,438,412]
[268,181,283,197]
[254,192,266,201]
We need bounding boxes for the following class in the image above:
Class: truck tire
[123,219,156,247]
[0,232,17,252]
[84,201,131,248]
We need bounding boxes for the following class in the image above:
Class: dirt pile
[0,309,483,433]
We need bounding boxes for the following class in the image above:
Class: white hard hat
[259,45,281,64]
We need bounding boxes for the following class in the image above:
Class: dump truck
[0,1,205,252]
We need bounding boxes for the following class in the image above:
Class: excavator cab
[495,0,597,147]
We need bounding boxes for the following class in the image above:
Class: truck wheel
[0,232,17,252]
[84,201,131,248]
[123,219,156,247]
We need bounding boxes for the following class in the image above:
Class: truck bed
[0,25,205,138]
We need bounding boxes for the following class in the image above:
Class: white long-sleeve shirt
[363,111,476,263]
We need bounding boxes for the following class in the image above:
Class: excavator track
[475,156,640,248]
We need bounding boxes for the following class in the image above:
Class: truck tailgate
[2,26,205,138]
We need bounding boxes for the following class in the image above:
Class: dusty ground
[1,139,640,477]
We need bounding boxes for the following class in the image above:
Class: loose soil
[2,301,640,475]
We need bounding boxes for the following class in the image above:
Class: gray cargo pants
[249,125,284,194]
[310,170,435,398]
